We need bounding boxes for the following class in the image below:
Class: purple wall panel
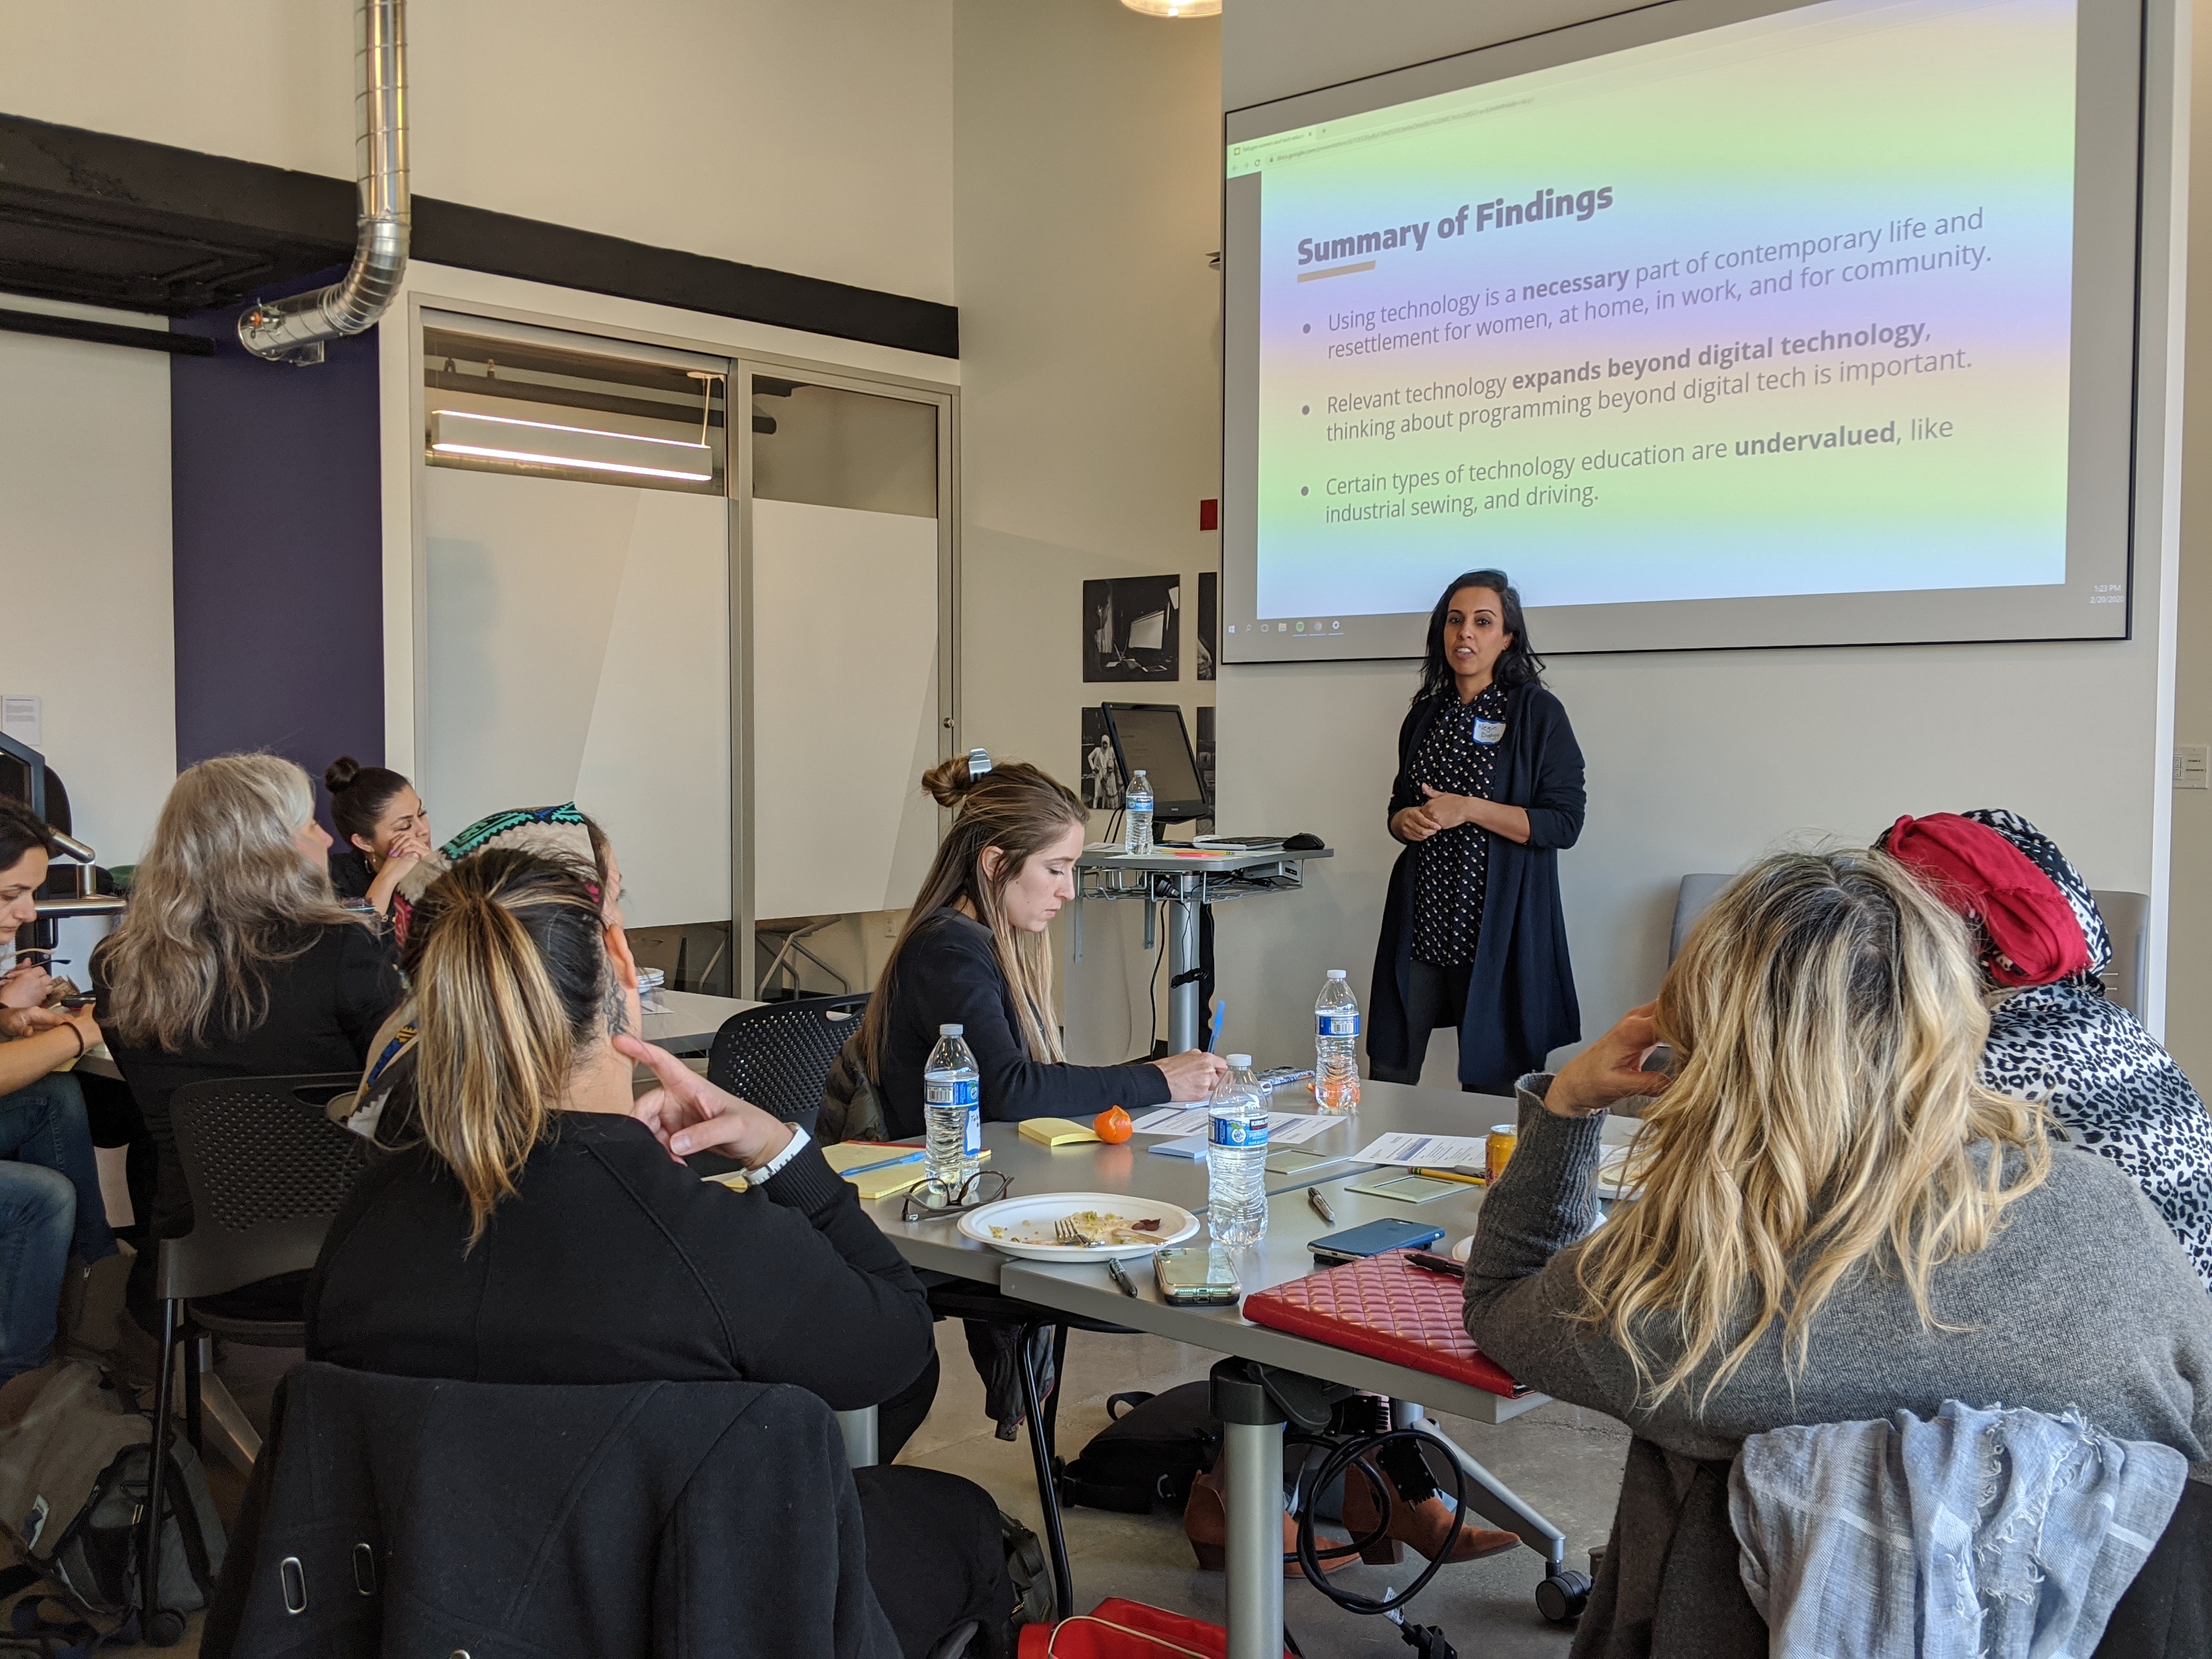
[170,272,384,819]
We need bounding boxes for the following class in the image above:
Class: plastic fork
[1055,1217,1139,1296]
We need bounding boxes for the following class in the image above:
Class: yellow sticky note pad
[1018,1117,1102,1148]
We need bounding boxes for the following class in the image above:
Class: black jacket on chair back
[203,1362,900,1659]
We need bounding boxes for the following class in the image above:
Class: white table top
[642,989,762,1056]
[865,1076,1640,1423]
[1075,844,1333,873]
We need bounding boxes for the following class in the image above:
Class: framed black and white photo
[1082,575,1181,682]
[1080,706,1125,811]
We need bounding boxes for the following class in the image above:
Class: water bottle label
[925,1078,980,1108]
[1210,1114,1269,1149]
[1317,1012,1360,1038]
[964,1105,983,1155]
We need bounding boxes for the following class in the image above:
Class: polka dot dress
[1410,685,1510,968]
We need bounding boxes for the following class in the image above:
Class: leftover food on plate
[989,1209,1165,1246]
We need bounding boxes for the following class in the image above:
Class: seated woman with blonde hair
[1463,849,2212,1655]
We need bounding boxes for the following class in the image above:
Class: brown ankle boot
[1339,1455,1522,1565]
[1182,1464,1355,1576]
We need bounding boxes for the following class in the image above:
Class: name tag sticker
[1473,720,1506,746]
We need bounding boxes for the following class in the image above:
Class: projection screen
[1221,0,2144,661]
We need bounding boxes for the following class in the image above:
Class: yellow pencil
[1412,1167,1486,1187]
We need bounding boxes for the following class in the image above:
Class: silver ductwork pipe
[239,0,408,364]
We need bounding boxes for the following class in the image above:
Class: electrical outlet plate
[2176,745,2210,790]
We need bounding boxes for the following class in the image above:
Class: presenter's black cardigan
[1367,681,1586,1092]
[876,907,1171,1139]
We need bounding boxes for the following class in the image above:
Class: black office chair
[923,1280,1133,1623]
[706,995,1117,1616]
[140,1073,371,1645]
[705,994,870,1133]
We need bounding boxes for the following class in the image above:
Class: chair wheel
[1536,1568,1590,1623]
[142,1608,188,1647]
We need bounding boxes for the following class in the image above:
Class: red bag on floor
[1017,1597,1293,1658]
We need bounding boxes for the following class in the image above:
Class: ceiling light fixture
[1121,0,1219,15]
[427,409,714,483]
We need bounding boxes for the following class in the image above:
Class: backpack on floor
[1056,1384,1221,1515]
[0,1361,225,1628]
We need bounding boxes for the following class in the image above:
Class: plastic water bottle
[1206,1053,1269,1246]
[922,1024,982,1191]
[1124,770,1154,855]
[1314,969,1363,1113]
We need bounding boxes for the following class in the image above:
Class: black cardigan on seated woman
[307,1111,933,1409]
[875,907,1170,1141]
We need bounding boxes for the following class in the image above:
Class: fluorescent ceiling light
[1121,0,1219,13]
[428,408,714,483]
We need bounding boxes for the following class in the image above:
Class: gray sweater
[1462,1078,2212,1468]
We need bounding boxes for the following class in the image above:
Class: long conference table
[856,1076,1640,1659]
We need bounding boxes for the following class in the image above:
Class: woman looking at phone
[324,757,437,941]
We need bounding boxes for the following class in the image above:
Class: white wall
[0,298,177,867]
[0,0,955,303]
[1214,0,2193,1082]
[2165,0,2212,1081]
[952,0,1225,1066]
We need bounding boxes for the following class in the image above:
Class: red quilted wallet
[1240,1251,1526,1397]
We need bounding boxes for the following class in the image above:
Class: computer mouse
[1284,832,1325,851]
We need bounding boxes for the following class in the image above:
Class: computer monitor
[0,732,43,823]
[1099,703,1210,825]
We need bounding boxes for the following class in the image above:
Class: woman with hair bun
[860,753,1226,1139]
[323,757,438,940]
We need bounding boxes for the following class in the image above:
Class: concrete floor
[899,1323,1629,1658]
[57,1321,1630,1658]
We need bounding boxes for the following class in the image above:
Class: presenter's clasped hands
[1392,784,1533,847]
[1544,1002,1669,1118]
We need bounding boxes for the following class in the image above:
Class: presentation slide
[1223,0,2134,656]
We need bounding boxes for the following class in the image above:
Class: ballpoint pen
[1306,1186,1337,1224]
[1209,998,1226,1053]
[1105,1257,1138,1297]
[837,1149,928,1179]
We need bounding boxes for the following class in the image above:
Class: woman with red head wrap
[1881,809,2212,1289]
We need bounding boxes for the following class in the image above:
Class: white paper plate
[958,1192,1201,1261]
[1597,1143,1644,1201]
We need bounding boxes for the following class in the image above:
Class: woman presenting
[1368,569,1585,1096]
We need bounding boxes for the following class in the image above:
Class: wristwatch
[723,1124,810,1192]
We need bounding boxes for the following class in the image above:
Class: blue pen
[840,1149,927,1179]
[1209,998,1227,1053]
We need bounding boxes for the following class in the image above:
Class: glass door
[736,366,956,1001]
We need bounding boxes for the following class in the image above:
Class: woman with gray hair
[94,755,402,1308]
